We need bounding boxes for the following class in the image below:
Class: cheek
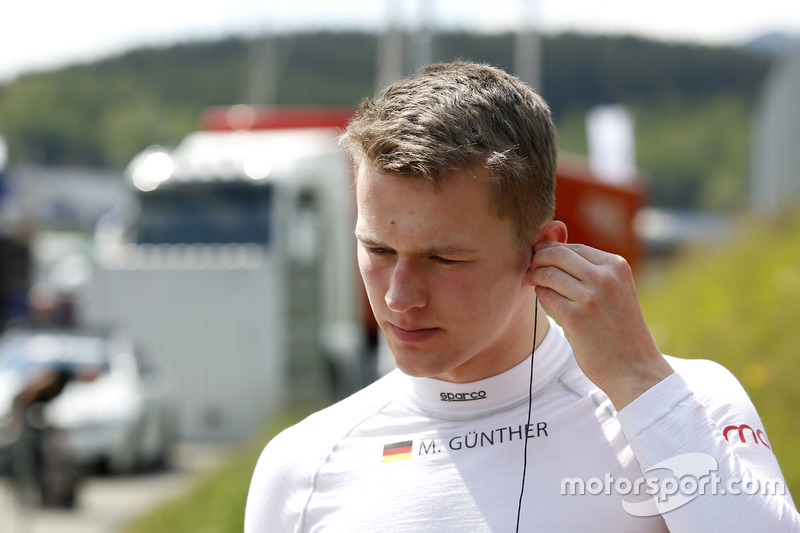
[449,268,523,318]
[357,251,386,297]
[435,275,490,315]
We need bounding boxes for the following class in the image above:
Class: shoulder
[665,354,737,380]
[665,355,750,404]
[272,373,395,451]
[261,370,400,465]
[659,355,769,429]
[256,373,396,481]
[616,355,773,456]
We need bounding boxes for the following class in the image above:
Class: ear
[524,220,568,280]
[535,220,567,246]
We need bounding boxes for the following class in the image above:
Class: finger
[534,243,633,294]
[535,241,611,267]
[529,264,582,303]
[532,242,597,285]
[533,284,560,311]
[533,244,635,315]
[534,284,580,320]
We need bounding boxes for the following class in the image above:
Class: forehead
[355,164,515,248]
[356,163,487,215]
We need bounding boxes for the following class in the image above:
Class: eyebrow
[354,230,380,247]
[355,230,478,257]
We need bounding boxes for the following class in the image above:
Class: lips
[389,323,441,343]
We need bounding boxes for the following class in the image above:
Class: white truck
[77,106,373,441]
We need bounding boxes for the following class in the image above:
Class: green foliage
[634,95,752,210]
[556,94,753,210]
[434,32,515,74]
[273,32,376,105]
[639,212,800,504]
[0,30,775,209]
[122,444,257,533]
[542,33,769,118]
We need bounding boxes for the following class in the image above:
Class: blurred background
[0,0,798,531]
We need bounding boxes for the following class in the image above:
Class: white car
[0,328,175,474]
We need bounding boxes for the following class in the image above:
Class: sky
[2,0,799,82]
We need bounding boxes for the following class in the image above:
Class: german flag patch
[382,440,413,463]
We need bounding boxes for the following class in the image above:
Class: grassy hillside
[0,31,772,210]
[639,212,800,499]
[123,214,800,531]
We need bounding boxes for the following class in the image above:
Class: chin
[390,354,438,379]
[392,354,458,381]
[392,359,430,378]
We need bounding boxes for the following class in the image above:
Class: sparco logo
[440,390,487,402]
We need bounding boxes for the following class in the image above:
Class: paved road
[0,443,231,533]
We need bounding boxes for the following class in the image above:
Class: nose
[385,259,427,312]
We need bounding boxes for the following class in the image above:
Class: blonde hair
[340,61,558,243]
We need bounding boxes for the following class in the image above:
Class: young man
[245,62,798,531]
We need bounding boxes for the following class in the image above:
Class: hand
[531,241,674,410]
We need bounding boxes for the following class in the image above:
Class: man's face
[355,164,537,383]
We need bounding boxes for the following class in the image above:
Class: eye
[432,256,460,265]
[366,246,393,257]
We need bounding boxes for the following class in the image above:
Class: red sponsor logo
[723,424,771,449]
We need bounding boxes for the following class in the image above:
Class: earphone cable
[515,295,539,532]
